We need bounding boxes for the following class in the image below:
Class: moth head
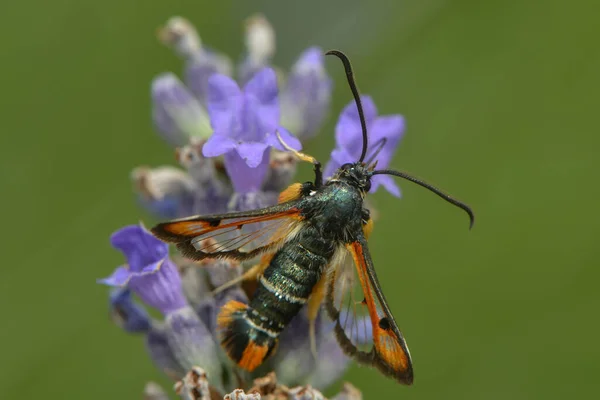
[335,162,372,193]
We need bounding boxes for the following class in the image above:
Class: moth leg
[307,274,328,360]
[212,253,273,294]
[275,130,323,187]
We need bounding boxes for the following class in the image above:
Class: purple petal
[202,134,237,158]
[234,92,271,143]
[334,95,378,154]
[101,225,188,314]
[224,150,269,193]
[367,115,405,168]
[371,174,401,197]
[323,148,354,179]
[128,258,188,315]
[98,266,131,287]
[241,69,280,144]
[244,68,278,105]
[206,73,242,136]
[235,142,270,168]
[244,68,279,126]
[110,225,168,272]
[266,127,302,151]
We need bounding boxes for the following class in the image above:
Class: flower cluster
[99,14,406,399]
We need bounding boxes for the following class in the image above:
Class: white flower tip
[244,13,275,62]
[176,145,196,168]
[143,382,169,399]
[270,149,296,168]
[224,389,261,400]
[174,367,211,400]
[293,47,326,76]
[151,72,181,92]
[131,166,151,197]
[131,166,195,199]
[177,137,206,168]
[158,16,201,57]
[337,382,363,400]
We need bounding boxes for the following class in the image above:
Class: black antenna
[326,50,368,162]
[372,169,475,229]
[365,137,387,166]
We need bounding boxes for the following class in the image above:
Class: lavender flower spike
[324,95,405,197]
[152,73,212,147]
[203,68,301,193]
[98,224,187,315]
[281,47,332,140]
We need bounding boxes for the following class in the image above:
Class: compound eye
[340,163,353,170]
[364,180,372,192]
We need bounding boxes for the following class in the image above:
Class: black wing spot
[378,317,391,331]
[208,219,221,227]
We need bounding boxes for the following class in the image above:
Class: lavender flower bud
[281,47,332,140]
[131,166,197,219]
[152,73,212,146]
[145,321,186,379]
[165,307,223,391]
[109,287,151,333]
[238,14,275,84]
[158,17,201,60]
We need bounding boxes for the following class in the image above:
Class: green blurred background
[1,0,598,398]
